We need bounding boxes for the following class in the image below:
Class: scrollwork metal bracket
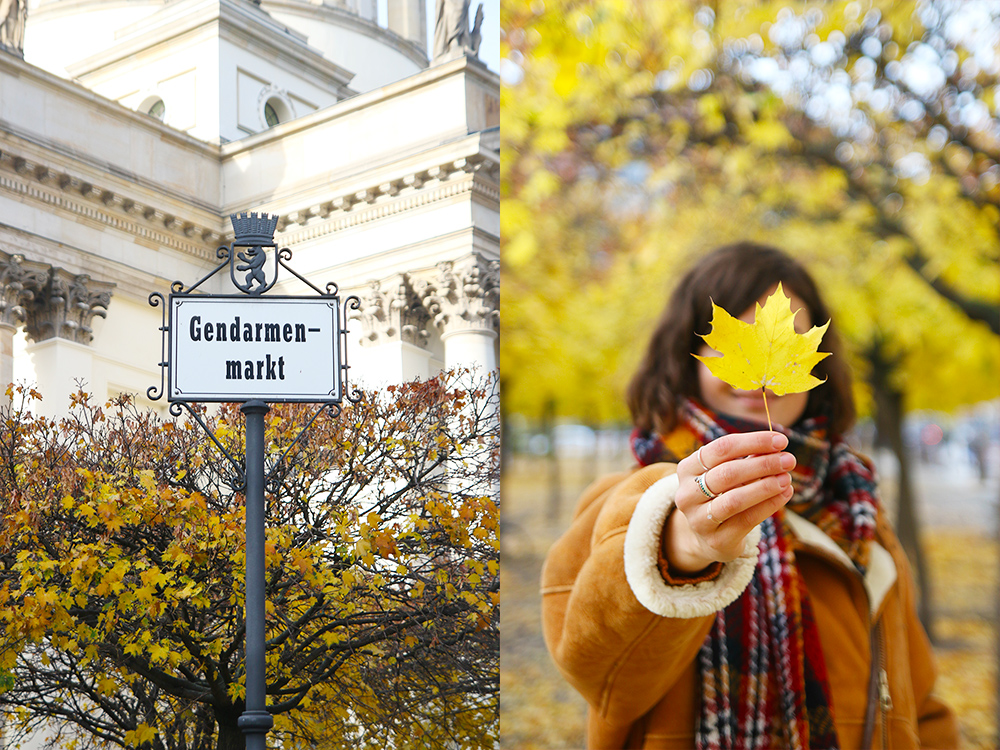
[147,212,361,484]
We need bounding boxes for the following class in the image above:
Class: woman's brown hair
[626,242,856,436]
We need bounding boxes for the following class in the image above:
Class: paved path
[872,447,1000,536]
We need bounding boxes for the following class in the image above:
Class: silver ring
[696,445,710,472]
[707,499,723,525]
[694,473,718,499]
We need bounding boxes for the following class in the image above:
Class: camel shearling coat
[540,464,960,749]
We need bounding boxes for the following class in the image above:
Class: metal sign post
[149,212,360,748]
[239,399,270,748]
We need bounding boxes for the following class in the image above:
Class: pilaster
[0,250,50,404]
[351,274,434,383]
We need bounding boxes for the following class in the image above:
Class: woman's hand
[666,431,796,574]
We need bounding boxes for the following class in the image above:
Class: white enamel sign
[169,296,341,402]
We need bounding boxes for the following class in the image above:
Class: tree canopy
[502,0,1000,424]
[0,374,499,750]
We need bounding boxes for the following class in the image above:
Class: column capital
[25,268,115,345]
[413,254,499,337]
[351,276,431,349]
[0,249,50,328]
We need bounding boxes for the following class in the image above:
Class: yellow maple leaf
[692,282,831,429]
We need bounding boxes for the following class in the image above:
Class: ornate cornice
[275,154,499,245]
[0,146,498,262]
[0,150,223,259]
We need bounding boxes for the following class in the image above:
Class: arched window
[139,96,166,122]
[264,101,280,128]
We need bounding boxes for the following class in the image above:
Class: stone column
[415,255,499,501]
[0,250,49,406]
[23,268,114,414]
[351,275,433,383]
[415,254,498,372]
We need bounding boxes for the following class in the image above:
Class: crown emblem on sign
[230,212,279,245]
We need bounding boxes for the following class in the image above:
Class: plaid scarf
[631,399,879,750]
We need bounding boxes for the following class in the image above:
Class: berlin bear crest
[236,246,268,292]
[229,212,279,295]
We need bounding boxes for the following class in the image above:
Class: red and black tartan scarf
[630,399,879,750]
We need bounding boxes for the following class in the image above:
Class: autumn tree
[0,372,499,750]
[503,0,998,418]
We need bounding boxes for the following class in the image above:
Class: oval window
[139,96,166,121]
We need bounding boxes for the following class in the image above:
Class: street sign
[168,295,341,402]
[150,211,359,749]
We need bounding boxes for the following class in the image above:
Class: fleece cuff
[623,472,760,619]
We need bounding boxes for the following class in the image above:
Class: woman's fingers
[699,476,792,529]
[677,435,794,511]
[703,450,795,498]
[668,431,798,569]
[692,487,793,563]
[732,486,795,530]
[697,431,788,470]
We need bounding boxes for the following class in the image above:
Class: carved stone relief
[412,254,499,336]
[352,276,430,348]
[0,251,115,344]
[0,250,49,329]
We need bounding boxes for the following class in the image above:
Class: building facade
[0,0,499,416]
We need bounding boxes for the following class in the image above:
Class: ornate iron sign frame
[148,212,362,481]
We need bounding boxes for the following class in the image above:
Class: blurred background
[499,1,1000,748]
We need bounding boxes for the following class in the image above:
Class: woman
[540,244,959,749]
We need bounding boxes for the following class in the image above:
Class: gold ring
[707,499,723,525]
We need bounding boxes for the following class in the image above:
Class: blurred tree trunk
[586,418,601,486]
[867,341,935,642]
[543,397,561,522]
[499,377,510,480]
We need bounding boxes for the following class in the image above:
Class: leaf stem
[762,388,772,431]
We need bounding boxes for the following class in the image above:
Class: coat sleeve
[905,596,960,742]
[877,518,960,749]
[910,633,961,749]
[539,464,760,727]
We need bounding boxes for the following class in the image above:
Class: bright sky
[376,0,500,74]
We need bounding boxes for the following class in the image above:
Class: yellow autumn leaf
[125,725,157,744]
[693,283,831,428]
[97,676,117,696]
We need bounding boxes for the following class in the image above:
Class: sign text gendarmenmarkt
[169,296,340,402]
